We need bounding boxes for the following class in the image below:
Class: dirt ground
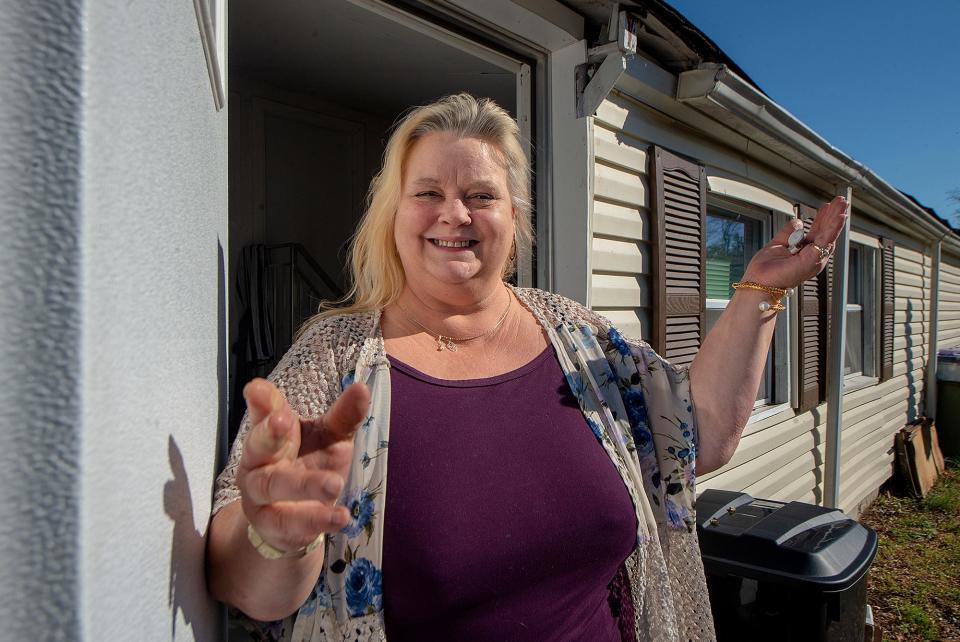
[859,462,960,641]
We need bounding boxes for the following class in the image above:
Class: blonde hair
[310,93,532,324]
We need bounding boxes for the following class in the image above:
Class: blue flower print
[664,498,691,529]
[340,487,375,539]
[299,571,333,616]
[565,372,586,399]
[586,417,604,442]
[633,423,654,456]
[340,371,355,391]
[622,388,649,429]
[579,325,595,341]
[345,558,383,617]
[608,327,631,357]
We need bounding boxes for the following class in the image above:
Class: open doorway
[227,0,535,443]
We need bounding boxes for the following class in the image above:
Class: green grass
[899,603,939,640]
[923,477,960,514]
[860,462,960,642]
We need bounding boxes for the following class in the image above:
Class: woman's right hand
[237,378,371,554]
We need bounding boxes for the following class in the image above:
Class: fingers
[301,383,371,452]
[808,196,849,246]
[771,217,803,247]
[250,502,351,550]
[299,440,355,473]
[244,464,345,506]
[244,378,287,427]
[240,381,301,473]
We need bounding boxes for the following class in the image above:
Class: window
[844,242,879,381]
[651,146,895,418]
[704,203,790,412]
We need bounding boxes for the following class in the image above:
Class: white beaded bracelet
[247,523,325,560]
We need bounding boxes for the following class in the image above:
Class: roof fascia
[676,64,958,249]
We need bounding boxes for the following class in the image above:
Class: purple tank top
[382,347,638,641]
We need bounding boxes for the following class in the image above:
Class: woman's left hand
[740,195,849,289]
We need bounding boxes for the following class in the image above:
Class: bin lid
[696,489,877,590]
[938,347,960,363]
[938,348,960,381]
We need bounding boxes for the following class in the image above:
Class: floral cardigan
[212,287,717,642]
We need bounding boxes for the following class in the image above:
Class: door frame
[346,0,537,285]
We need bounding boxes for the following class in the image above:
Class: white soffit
[707,176,794,216]
[849,229,881,248]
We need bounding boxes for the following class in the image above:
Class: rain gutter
[676,64,960,252]
[674,63,960,510]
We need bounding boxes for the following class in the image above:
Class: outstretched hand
[236,378,370,554]
[741,195,849,289]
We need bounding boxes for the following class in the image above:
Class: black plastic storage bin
[697,489,878,642]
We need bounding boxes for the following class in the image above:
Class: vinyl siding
[590,99,654,340]
[590,87,938,516]
[938,256,960,349]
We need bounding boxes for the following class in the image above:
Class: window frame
[704,198,792,419]
[843,237,881,390]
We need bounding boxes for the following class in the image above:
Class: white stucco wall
[0,3,85,638]
[79,1,226,640]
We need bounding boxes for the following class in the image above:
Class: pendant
[436,336,458,352]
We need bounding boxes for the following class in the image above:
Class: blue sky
[664,0,960,225]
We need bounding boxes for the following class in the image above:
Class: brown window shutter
[649,146,706,367]
[796,206,824,411]
[880,238,895,381]
[820,248,835,395]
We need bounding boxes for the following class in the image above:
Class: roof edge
[677,64,959,248]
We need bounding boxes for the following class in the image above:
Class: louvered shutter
[820,247,835,394]
[880,238,895,381]
[650,146,706,366]
[796,206,824,411]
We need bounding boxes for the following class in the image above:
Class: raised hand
[741,195,849,289]
[237,378,371,554]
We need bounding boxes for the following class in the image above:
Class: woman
[206,94,847,641]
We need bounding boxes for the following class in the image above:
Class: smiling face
[394,132,516,297]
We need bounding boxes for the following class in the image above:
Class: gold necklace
[399,291,513,352]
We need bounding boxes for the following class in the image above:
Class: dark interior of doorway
[227,0,520,474]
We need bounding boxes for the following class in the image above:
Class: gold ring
[811,244,831,261]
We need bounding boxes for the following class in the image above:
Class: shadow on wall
[164,436,218,640]
[903,299,920,421]
[159,239,229,640]
[808,409,825,505]
[217,238,229,477]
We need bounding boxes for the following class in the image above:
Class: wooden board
[895,419,945,498]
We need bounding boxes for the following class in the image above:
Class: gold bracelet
[732,281,794,313]
[247,523,326,560]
